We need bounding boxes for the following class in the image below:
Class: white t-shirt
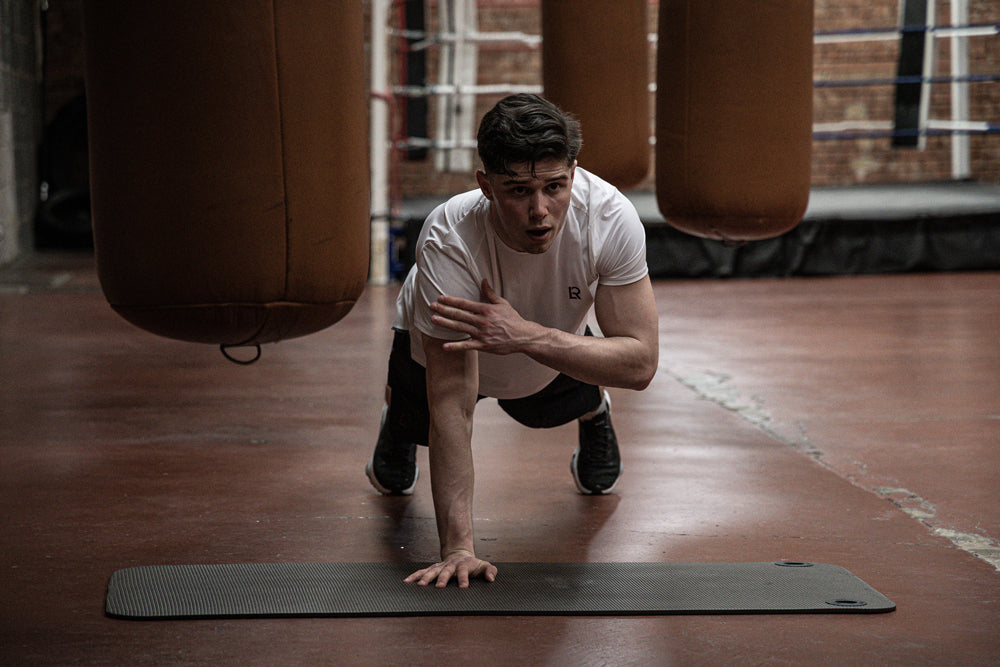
[394,167,647,399]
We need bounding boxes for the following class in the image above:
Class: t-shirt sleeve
[411,238,482,341]
[593,194,648,286]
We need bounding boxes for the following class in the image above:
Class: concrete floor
[2,252,998,665]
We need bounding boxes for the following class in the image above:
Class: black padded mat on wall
[105,561,896,619]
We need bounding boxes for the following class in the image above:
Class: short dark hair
[476,94,582,176]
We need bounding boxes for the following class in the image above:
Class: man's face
[476,158,576,254]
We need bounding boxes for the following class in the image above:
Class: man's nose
[529,190,547,219]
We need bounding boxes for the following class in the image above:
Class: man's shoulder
[419,189,487,247]
[571,168,637,224]
[573,166,614,191]
[443,188,487,218]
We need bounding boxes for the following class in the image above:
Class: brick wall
[812,0,1000,185]
[968,0,1000,182]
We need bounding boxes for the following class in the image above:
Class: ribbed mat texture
[105,561,895,619]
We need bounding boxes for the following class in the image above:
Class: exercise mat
[105,561,895,619]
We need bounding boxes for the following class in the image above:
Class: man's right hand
[404,549,498,588]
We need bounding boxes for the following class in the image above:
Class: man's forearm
[428,408,477,557]
[520,327,656,391]
[422,335,480,559]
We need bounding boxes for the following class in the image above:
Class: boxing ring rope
[392,83,543,97]
[393,21,1000,47]
[814,21,1000,43]
[815,73,1000,87]
[368,2,1000,282]
[812,122,1000,141]
[391,28,542,50]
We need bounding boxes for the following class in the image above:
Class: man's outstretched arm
[403,334,498,588]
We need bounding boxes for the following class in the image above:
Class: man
[366,94,658,588]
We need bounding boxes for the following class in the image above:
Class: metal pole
[369,0,391,284]
[916,0,936,151]
[434,0,477,173]
[950,0,971,179]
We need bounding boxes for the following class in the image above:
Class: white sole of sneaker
[570,448,622,495]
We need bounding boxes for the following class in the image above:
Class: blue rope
[814,73,1000,88]
[813,125,1000,141]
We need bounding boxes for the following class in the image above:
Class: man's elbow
[626,368,656,391]
[624,354,658,391]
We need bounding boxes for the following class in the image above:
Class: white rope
[392,83,543,97]
[390,28,542,51]
[815,23,999,44]
[389,24,1000,50]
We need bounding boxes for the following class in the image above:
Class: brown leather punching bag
[82,1,369,348]
[656,1,813,241]
[541,0,650,189]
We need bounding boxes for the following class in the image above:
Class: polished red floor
[2,253,998,665]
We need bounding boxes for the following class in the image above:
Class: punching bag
[656,1,813,241]
[82,1,369,347]
[542,0,650,189]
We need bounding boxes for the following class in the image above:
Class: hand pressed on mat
[404,549,498,588]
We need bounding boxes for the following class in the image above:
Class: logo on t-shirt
[568,286,582,300]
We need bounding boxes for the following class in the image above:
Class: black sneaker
[365,404,418,495]
[571,392,622,494]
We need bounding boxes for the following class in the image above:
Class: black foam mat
[105,561,895,619]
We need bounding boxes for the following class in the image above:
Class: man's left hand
[430,280,541,354]
[404,550,498,588]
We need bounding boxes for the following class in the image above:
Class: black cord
[219,343,262,365]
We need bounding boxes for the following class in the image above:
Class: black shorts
[384,328,603,446]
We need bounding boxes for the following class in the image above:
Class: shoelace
[582,413,615,461]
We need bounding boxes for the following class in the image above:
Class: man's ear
[476,170,493,200]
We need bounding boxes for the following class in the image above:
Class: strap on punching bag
[220,344,262,365]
